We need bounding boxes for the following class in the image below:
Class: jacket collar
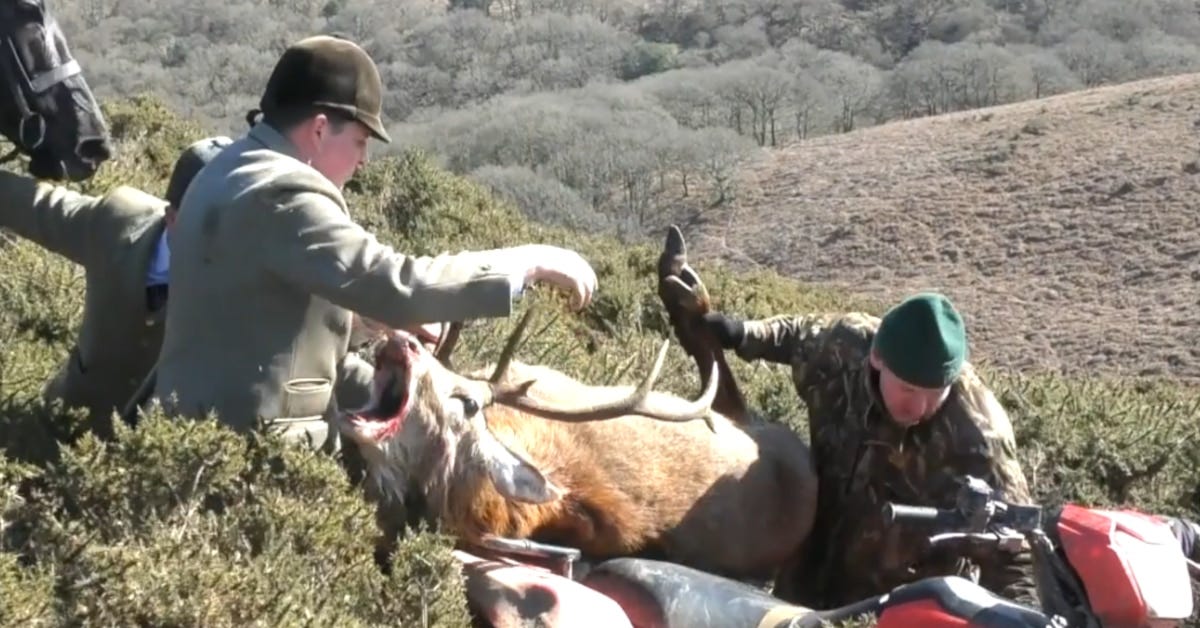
[247,122,304,161]
[860,359,886,426]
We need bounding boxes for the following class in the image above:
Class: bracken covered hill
[689,72,1200,382]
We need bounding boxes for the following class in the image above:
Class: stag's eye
[454,394,480,417]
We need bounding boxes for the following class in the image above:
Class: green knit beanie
[872,292,968,389]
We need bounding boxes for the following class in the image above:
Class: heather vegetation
[61,0,1200,235]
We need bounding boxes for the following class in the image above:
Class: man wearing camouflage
[663,254,1035,607]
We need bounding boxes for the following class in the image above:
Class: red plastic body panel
[878,599,971,628]
[1056,503,1182,626]
[454,549,634,628]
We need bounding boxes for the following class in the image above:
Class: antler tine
[489,307,536,384]
[434,321,463,367]
[489,339,720,432]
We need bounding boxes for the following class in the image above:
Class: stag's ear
[471,415,564,503]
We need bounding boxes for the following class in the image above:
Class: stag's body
[344,220,820,579]
[358,350,818,581]
[473,373,814,576]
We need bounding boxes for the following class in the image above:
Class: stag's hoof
[665,224,687,257]
[658,226,712,316]
[658,225,688,279]
[662,275,711,316]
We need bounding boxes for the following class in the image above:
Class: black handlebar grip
[882,503,943,525]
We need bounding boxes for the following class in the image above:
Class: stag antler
[483,308,719,431]
[488,307,537,384]
[435,321,463,368]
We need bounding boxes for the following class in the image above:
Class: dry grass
[687,72,1200,382]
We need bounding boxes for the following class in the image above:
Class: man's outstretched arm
[0,169,101,266]
[706,311,873,367]
[260,187,597,328]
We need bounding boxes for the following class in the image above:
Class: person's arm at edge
[0,169,101,266]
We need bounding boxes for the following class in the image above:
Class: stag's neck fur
[447,402,673,556]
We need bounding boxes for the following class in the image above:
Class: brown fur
[347,349,819,582]
[347,226,819,580]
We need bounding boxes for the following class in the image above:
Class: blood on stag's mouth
[351,336,419,442]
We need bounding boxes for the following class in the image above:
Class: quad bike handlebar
[883,503,967,527]
[881,476,1090,624]
[882,476,1044,555]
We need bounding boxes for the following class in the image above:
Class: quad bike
[460,475,1198,628]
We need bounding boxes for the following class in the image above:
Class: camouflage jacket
[734,312,1035,609]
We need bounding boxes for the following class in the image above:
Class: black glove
[1166,515,1200,561]
[703,312,745,349]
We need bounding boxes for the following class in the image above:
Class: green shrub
[0,411,470,627]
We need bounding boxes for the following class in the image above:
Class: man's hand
[702,312,745,349]
[515,245,597,311]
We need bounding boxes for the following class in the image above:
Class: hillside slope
[689,72,1200,381]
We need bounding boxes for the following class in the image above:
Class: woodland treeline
[63,0,1200,234]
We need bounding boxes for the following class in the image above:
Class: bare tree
[789,71,830,140]
[58,0,1200,185]
[713,57,796,146]
[867,0,959,59]
[1122,33,1200,78]
[813,49,882,132]
[1054,29,1130,87]
[1015,47,1081,98]
[685,127,760,206]
[637,68,725,129]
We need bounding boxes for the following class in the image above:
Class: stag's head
[336,310,719,512]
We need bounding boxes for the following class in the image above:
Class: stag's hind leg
[656,225,749,422]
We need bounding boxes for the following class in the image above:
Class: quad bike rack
[478,535,584,580]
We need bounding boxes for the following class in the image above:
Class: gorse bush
[0,412,471,627]
[2,95,1199,625]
